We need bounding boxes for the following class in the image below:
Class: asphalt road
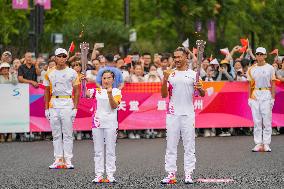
[0,135,283,189]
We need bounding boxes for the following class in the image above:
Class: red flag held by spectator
[239,38,248,53]
[239,46,247,53]
[124,55,132,64]
[240,38,248,47]
[270,49,279,55]
[69,41,75,53]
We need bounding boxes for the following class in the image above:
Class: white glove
[71,109,77,123]
[45,109,50,120]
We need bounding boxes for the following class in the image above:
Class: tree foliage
[1,0,284,56]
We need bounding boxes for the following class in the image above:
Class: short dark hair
[175,47,188,55]
[105,54,114,62]
[161,56,168,62]
[142,52,151,56]
[102,70,115,79]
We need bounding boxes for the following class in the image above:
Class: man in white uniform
[44,48,80,169]
[247,47,276,152]
[161,48,205,184]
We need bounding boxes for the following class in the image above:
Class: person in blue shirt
[96,54,124,89]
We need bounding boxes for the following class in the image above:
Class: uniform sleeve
[246,67,252,81]
[43,72,50,86]
[72,71,80,86]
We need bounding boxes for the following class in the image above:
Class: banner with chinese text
[27,82,284,132]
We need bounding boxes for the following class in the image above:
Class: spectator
[39,63,49,83]
[96,54,124,90]
[48,61,56,70]
[12,58,22,75]
[98,55,106,67]
[18,52,41,88]
[153,53,162,68]
[1,51,12,64]
[202,65,215,82]
[201,65,216,137]
[86,59,101,83]
[130,64,145,83]
[200,59,210,78]
[272,62,279,72]
[217,59,234,81]
[0,62,18,142]
[141,52,152,73]
[116,58,130,83]
[276,58,284,82]
[233,60,247,81]
[144,64,161,82]
[216,59,233,137]
[157,56,169,80]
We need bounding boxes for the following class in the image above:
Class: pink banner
[30,82,284,132]
[34,0,51,10]
[12,0,28,9]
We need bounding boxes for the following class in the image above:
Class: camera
[237,71,242,76]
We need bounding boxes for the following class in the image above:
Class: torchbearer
[87,70,122,183]
[160,41,206,185]
[44,48,80,169]
[247,47,276,152]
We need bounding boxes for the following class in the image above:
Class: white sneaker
[252,144,263,152]
[161,172,177,184]
[65,159,74,169]
[218,131,231,137]
[106,174,116,183]
[210,129,216,137]
[184,173,194,184]
[272,128,280,136]
[135,134,141,139]
[49,159,64,169]
[76,132,82,140]
[204,129,211,137]
[128,132,136,139]
[263,144,272,152]
[92,175,104,183]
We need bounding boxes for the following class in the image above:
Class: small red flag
[124,55,132,64]
[239,46,247,53]
[240,38,248,47]
[269,49,279,55]
[68,41,75,53]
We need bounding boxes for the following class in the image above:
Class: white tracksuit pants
[165,114,196,173]
[92,127,117,175]
[249,99,272,145]
[49,108,73,159]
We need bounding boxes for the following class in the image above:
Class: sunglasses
[255,53,265,56]
[57,54,67,58]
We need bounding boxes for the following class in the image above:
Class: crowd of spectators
[0,43,283,142]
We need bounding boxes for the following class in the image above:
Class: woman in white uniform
[87,70,122,183]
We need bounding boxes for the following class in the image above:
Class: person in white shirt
[43,48,80,169]
[247,47,276,152]
[87,70,122,183]
[161,48,205,184]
